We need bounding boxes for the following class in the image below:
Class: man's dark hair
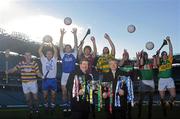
[161,51,168,57]
[79,58,89,64]
[84,46,92,53]
[103,47,109,54]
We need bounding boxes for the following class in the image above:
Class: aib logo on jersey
[46,60,54,71]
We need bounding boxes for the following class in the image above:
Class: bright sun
[3,15,84,45]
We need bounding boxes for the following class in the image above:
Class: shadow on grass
[0,105,180,119]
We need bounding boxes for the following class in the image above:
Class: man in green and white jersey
[136,51,157,119]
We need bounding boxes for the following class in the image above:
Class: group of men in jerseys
[6,28,176,119]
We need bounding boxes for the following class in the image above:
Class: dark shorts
[42,78,57,92]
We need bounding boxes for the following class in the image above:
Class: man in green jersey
[156,37,176,117]
[136,51,157,119]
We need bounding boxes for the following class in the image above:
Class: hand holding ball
[64,17,72,25]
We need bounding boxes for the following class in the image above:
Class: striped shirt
[96,54,115,73]
[15,61,39,83]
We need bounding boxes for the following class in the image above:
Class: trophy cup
[91,80,99,91]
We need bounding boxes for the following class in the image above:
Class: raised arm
[38,42,45,58]
[50,41,58,58]
[152,55,158,68]
[166,36,173,57]
[155,40,163,67]
[139,53,145,66]
[119,49,128,66]
[135,51,141,67]
[91,36,97,58]
[59,28,66,54]
[104,33,115,56]
[155,49,161,67]
[135,53,139,67]
[72,28,78,53]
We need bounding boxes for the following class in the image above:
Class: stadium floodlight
[11,31,30,41]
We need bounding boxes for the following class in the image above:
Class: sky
[0,0,179,59]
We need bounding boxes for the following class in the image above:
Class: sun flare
[3,15,84,46]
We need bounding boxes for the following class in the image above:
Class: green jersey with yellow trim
[158,56,173,78]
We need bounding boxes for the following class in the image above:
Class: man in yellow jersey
[7,52,41,115]
[156,37,176,117]
[96,33,115,76]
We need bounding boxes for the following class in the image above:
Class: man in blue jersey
[59,28,78,111]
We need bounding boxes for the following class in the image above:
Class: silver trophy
[101,82,111,89]
[91,80,100,91]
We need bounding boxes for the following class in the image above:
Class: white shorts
[158,77,175,91]
[142,80,155,89]
[22,81,38,94]
[139,80,155,92]
[61,72,70,86]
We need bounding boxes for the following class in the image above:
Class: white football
[64,17,72,25]
[127,25,136,33]
[43,35,53,43]
[146,41,154,50]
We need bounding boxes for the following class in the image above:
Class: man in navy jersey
[59,28,78,111]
